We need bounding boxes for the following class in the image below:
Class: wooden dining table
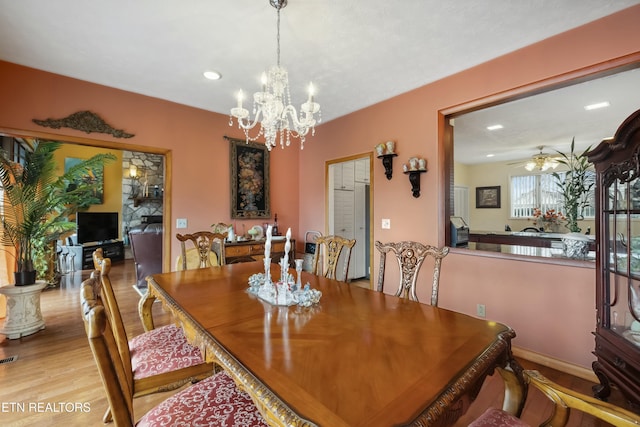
[139,261,525,427]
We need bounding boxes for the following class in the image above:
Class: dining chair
[211,222,231,234]
[469,369,640,427]
[176,231,227,270]
[80,275,269,427]
[311,234,356,282]
[92,250,214,423]
[374,240,449,305]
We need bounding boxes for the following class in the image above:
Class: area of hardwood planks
[0,260,627,426]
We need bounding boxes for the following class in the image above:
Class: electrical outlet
[381,218,391,229]
[476,304,486,318]
[176,218,188,229]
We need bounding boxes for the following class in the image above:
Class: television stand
[63,241,124,271]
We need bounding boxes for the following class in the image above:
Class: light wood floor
[0,260,628,426]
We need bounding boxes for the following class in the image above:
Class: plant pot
[561,233,590,259]
[14,270,37,286]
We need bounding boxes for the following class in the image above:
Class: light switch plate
[176,218,188,229]
[381,218,391,229]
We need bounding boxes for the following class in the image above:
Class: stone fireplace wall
[122,151,164,240]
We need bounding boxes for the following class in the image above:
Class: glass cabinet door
[605,176,640,346]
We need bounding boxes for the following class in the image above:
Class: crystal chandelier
[525,146,559,171]
[229,0,321,151]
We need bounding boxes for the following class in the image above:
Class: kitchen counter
[462,231,595,263]
[469,230,595,250]
[466,241,595,261]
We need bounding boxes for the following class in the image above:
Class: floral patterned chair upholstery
[374,241,449,305]
[80,277,268,427]
[469,369,640,427]
[92,250,214,423]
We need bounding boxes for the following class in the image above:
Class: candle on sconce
[265,225,273,259]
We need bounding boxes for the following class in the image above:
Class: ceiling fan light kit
[524,146,559,171]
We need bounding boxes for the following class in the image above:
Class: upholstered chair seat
[469,407,528,427]
[128,323,205,379]
[138,370,268,427]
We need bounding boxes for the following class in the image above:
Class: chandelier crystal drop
[229,0,321,151]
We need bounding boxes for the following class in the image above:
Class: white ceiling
[454,67,640,165]
[1,1,639,158]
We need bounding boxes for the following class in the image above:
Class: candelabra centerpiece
[247,226,321,307]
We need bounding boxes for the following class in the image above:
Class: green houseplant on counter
[0,139,115,285]
[552,138,594,258]
[552,137,594,233]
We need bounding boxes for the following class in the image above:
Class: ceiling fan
[509,146,560,171]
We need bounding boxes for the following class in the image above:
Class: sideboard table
[0,281,47,339]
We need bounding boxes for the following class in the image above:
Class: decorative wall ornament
[32,110,134,138]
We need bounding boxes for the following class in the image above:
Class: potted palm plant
[552,137,594,258]
[0,139,115,285]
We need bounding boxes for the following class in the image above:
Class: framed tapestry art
[228,138,270,219]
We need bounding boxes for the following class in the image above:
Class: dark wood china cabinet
[588,108,640,412]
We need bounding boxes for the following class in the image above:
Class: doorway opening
[326,153,373,285]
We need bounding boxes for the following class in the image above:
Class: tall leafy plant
[0,139,115,284]
[552,138,594,233]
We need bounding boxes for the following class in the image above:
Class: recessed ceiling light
[203,70,222,80]
[486,154,495,158]
[487,124,503,131]
[584,101,610,110]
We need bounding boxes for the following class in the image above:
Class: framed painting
[476,185,501,208]
[64,157,104,204]
[229,138,270,219]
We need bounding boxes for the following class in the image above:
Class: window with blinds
[510,172,595,218]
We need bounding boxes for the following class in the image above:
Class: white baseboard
[513,346,598,383]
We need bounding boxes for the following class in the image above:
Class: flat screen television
[76,212,119,244]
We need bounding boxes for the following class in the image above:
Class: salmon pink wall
[0,61,299,266]
[298,5,640,369]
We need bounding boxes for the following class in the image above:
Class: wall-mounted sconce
[128,164,138,179]
[375,140,397,180]
[402,157,427,198]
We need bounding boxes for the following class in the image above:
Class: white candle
[307,82,315,103]
[265,225,272,259]
[237,89,244,108]
[283,228,291,270]
[261,73,267,92]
